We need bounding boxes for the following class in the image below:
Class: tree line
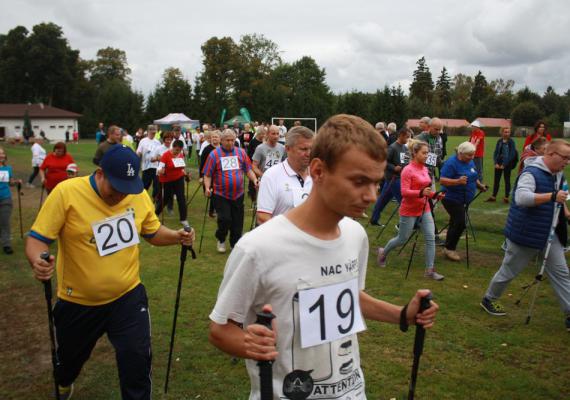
[1,23,569,136]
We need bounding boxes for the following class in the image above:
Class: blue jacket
[493,138,518,169]
[504,166,566,249]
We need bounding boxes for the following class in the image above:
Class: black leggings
[442,199,465,251]
[28,166,40,184]
[155,177,187,221]
[492,167,512,198]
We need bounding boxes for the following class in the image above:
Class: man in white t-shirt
[256,126,314,225]
[252,125,286,178]
[278,119,287,144]
[209,114,439,400]
[27,137,46,187]
[136,124,162,200]
[199,124,211,157]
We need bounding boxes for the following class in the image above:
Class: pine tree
[409,56,434,104]
[435,67,452,108]
[470,70,489,106]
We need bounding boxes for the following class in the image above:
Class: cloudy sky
[1,0,569,97]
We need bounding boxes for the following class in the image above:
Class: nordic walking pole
[404,231,420,279]
[186,183,201,207]
[40,251,60,400]
[164,224,196,393]
[407,292,433,400]
[367,176,395,228]
[249,201,257,231]
[198,194,210,253]
[16,182,23,239]
[376,202,399,240]
[160,183,165,225]
[524,202,562,324]
[256,310,276,400]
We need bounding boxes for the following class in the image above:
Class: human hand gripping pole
[256,310,276,400]
[40,251,60,400]
[164,224,196,394]
[407,292,433,400]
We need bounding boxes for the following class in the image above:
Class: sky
[1,0,569,97]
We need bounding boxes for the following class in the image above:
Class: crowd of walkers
[0,112,567,400]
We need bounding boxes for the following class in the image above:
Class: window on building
[15,126,21,129]
[33,125,39,129]
[58,125,64,128]
[50,126,56,129]
[68,125,73,129]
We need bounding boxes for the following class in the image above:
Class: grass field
[0,137,568,400]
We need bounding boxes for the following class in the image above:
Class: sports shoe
[443,248,461,261]
[370,221,384,227]
[3,246,13,255]
[485,196,496,202]
[565,316,570,332]
[25,182,35,188]
[58,384,74,400]
[216,241,226,254]
[376,247,386,267]
[480,297,506,316]
[435,236,445,246]
[424,267,444,281]
[395,224,400,232]
[503,197,509,204]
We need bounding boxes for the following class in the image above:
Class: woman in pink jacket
[377,139,444,280]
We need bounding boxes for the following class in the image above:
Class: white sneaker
[217,241,226,253]
[26,182,35,188]
[424,267,444,281]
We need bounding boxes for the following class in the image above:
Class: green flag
[239,107,252,123]
[219,108,227,127]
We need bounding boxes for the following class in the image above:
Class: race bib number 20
[92,212,140,256]
[298,278,365,348]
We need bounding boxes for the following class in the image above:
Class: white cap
[470,120,481,128]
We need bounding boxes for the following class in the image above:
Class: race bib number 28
[221,156,239,171]
[298,278,365,348]
[92,212,140,256]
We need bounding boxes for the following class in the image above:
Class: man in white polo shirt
[256,126,314,225]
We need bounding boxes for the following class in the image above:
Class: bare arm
[256,211,272,225]
[252,160,263,177]
[145,225,194,246]
[247,169,259,188]
[25,236,54,281]
[203,175,212,196]
[209,305,278,361]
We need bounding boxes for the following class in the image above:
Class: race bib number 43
[298,278,365,348]
[221,156,239,171]
[92,212,140,256]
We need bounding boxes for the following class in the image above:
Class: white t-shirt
[278,125,287,143]
[137,137,161,171]
[210,215,369,400]
[257,159,312,217]
[31,143,47,167]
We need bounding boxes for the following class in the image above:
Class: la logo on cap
[126,163,135,177]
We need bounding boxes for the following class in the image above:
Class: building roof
[0,104,82,119]
[473,117,511,128]
[406,118,470,128]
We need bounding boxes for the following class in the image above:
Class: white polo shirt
[257,159,312,217]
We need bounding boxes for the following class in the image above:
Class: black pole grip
[413,293,433,358]
[256,311,276,400]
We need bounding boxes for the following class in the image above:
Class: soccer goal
[271,117,318,133]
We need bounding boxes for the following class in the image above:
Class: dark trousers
[53,284,151,400]
[28,166,40,184]
[371,178,401,223]
[442,199,465,250]
[142,169,159,200]
[155,177,187,221]
[492,167,512,198]
[213,194,244,248]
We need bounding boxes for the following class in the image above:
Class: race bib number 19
[298,278,365,348]
[221,156,239,171]
[92,212,140,256]
[426,152,438,167]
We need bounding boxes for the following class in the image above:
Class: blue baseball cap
[100,145,143,194]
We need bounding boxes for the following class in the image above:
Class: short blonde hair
[457,141,476,155]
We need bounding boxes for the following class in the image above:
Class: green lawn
[0,137,568,400]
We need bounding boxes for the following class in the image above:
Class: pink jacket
[400,161,434,216]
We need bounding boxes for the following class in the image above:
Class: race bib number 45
[298,278,365,348]
[221,156,239,171]
[92,212,140,256]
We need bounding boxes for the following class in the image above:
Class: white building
[0,103,81,142]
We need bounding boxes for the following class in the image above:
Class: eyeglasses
[553,152,570,162]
